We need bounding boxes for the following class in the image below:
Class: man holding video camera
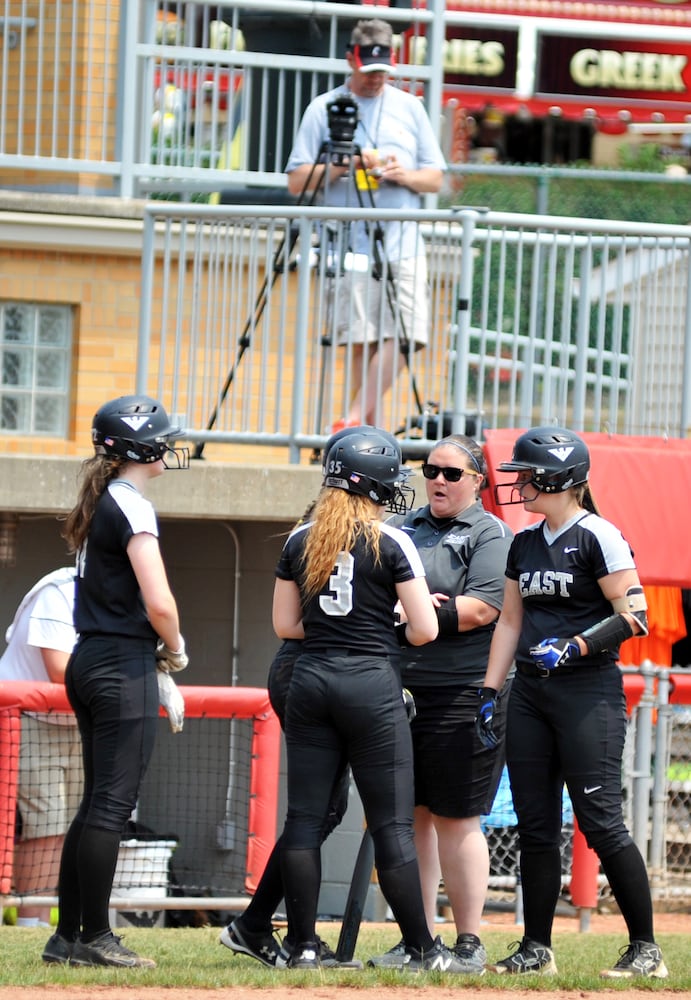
[285,18,446,431]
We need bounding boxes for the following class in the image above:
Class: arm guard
[577,614,634,656]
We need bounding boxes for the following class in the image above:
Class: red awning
[482,429,691,587]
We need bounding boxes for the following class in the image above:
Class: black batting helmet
[92,395,189,468]
[323,425,413,514]
[495,425,589,505]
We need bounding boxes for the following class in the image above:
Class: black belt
[305,647,374,657]
[516,661,609,678]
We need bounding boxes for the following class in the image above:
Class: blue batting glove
[529,636,580,671]
[475,687,499,750]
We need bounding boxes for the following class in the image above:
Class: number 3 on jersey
[319,552,354,616]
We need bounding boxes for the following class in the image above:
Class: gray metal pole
[450,210,479,434]
[650,668,672,900]
[631,662,655,859]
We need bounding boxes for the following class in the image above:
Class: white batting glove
[156,637,188,673]
[157,668,185,733]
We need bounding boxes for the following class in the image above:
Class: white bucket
[109,839,176,929]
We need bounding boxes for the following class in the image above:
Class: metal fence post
[136,209,156,395]
[290,216,313,463]
[631,661,656,859]
[650,668,672,898]
[450,209,478,433]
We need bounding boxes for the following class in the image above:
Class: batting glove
[529,636,580,671]
[157,668,185,733]
[475,687,499,750]
[156,637,188,673]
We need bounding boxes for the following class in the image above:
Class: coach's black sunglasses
[421,463,480,482]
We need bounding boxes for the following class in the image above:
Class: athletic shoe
[452,933,487,974]
[69,930,156,968]
[219,918,282,968]
[276,935,363,970]
[42,932,74,964]
[487,937,557,975]
[366,938,407,969]
[403,935,480,973]
[600,941,668,979]
[287,942,320,969]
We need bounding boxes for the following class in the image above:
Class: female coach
[273,426,470,972]
[476,425,667,980]
[42,395,188,970]
[371,433,513,973]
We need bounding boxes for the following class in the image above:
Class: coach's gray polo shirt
[388,500,513,687]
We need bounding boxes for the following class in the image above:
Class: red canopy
[482,429,691,587]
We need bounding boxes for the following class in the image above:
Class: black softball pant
[66,633,159,833]
[506,664,634,860]
[282,650,416,870]
[58,633,159,939]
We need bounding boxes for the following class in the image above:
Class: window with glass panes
[0,302,72,435]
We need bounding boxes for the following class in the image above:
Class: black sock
[280,847,320,947]
[519,848,562,947]
[240,839,284,933]
[56,818,84,941]
[378,859,434,952]
[600,843,654,943]
[77,825,122,941]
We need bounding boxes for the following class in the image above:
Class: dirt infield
[1,910,687,1000]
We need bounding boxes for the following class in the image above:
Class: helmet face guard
[92,395,189,469]
[494,426,589,506]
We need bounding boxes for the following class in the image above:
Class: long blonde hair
[61,454,126,552]
[300,489,383,601]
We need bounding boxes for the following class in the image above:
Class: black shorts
[408,682,510,819]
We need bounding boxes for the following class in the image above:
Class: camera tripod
[194,98,423,460]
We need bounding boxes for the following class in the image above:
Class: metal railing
[136,202,691,462]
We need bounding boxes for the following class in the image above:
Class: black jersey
[389,500,513,685]
[74,480,158,640]
[506,511,636,667]
[275,521,426,656]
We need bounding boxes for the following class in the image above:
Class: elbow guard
[612,585,649,637]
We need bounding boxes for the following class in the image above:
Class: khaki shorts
[18,714,82,840]
[334,255,429,348]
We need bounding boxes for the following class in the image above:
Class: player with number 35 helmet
[323,425,413,513]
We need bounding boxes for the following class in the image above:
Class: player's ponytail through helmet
[61,453,126,553]
[301,425,411,601]
[301,489,382,601]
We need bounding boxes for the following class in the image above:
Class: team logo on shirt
[519,570,574,596]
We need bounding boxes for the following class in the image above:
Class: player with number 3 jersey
[273,426,476,973]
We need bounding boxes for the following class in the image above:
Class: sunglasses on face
[421,463,480,483]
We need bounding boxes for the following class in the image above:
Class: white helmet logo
[548,446,574,463]
[121,415,149,431]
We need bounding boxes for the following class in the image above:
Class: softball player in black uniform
[273,426,471,971]
[476,426,667,979]
[42,395,188,969]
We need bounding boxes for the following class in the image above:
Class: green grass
[0,923,688,989]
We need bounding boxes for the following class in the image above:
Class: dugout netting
[0,682,280,921]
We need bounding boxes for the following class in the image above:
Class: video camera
[326,95,359,163]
